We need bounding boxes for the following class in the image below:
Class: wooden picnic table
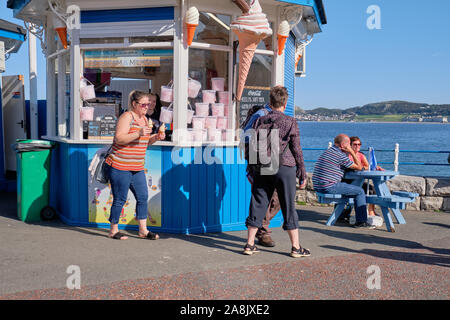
[317,170,418,232]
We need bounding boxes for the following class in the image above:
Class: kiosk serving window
[187,12,233,143]
[80,34,174,141]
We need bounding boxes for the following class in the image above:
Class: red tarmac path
[0,192,448,300]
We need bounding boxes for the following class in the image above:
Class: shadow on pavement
[322,245,450,267]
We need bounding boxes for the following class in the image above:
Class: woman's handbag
[89,145,113,184]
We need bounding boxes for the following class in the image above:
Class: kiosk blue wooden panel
[49,143,284,234]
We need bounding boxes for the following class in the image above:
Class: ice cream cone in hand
[277,20,290,55]
[157,123,166,140]
[185,6,199,46]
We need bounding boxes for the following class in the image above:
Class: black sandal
[290,246,311,258]
[109,232,128,240]
[140,231,159,240]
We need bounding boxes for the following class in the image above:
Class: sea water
[298,122,450,177]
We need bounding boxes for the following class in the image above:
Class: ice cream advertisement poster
[88,148,162,227]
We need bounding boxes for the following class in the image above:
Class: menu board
[238,86,270,126]
[88,115,117,140]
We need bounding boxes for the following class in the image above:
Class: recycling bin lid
[13,139,55,153]
[16,139,54,145]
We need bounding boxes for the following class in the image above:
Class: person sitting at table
[337,136,385,223]
[312,134,376,229]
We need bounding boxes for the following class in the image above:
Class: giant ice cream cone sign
[231,0,272,101]
[233,31,263,101]
[277,20,290,55]
[295,53,302,69]
[52,14,67,49]
[185,6,199,46]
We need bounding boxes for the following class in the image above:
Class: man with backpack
[240,100,280,248]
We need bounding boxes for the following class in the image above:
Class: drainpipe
[28,27,38,139]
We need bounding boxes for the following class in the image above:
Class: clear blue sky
[2,0,450,108]
[295,0,450,109]
[1,1,47,100]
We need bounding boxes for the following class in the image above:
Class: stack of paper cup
[80,107,94,121]
[159,107,173,123]
[205,116,217,129]
[211,78,225,92]
[161,85,173,102]
[192,129,207,142]
[188,78,202,98]
[182,129,193,142]
[216,116,227,129]
[222,129,234,142]
[187,109,195,124]
[202,90,216,104]
[211,103,224,117]
[218,91,229,105]
[192,116,205,130]
[208,128,222,142]
[195,103,209,116]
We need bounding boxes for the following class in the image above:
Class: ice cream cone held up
[277,20,290,55]
[185,6,199,46]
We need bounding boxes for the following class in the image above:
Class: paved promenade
[0,191,448,300]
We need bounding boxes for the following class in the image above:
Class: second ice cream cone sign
[295,50,303,69]
[185,6,199,46]
[231,0,272,101]
[295,53,302,69]
[52,14,68,49]
[277,20,290,55]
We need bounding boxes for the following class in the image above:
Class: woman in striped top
[105,90,165,240]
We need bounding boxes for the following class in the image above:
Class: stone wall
[297,173,450,212]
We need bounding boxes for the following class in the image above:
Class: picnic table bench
[316,170,418,232]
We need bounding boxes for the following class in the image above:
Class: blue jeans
[106,165,148,224]
[318,182,368,223]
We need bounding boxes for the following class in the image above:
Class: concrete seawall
[297,174,450,212]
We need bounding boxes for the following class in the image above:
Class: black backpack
[247,115,288,175]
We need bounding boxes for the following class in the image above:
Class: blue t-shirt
[312,145,354,190]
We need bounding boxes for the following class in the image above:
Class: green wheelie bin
[14,139,56,222]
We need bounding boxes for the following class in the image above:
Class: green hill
[299,101,450,117]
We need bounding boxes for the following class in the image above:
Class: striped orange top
[106,113,151,171]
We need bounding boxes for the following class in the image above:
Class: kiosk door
[1,75,26,172]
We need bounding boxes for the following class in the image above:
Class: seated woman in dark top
[146,92,162,134]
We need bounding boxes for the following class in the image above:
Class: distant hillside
[297,101,450,116]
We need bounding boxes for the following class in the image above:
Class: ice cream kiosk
[7,0,326,233]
